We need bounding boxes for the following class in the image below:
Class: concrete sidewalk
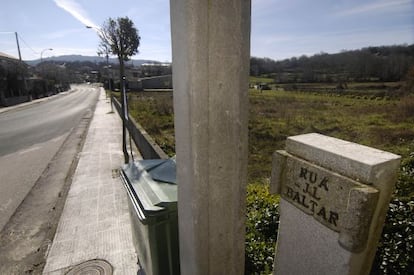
[43,88,140,274]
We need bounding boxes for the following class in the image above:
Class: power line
[17,33,38,55]
[0,32,38,56]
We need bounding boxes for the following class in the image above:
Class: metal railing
[111,95,169,160]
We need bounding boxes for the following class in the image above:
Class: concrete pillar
[170,1,251,274]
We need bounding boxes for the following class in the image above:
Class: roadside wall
[112,96,168,160]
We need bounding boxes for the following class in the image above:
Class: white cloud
[53,0,99,29]
[335,0,412,17]
[42,28,85,39]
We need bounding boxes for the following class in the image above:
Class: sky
[0,0,413,62]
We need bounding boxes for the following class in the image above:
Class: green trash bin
[121,158,179,275]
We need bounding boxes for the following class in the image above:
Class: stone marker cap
[285,133,400,185]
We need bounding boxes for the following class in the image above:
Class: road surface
[0,84,99,231]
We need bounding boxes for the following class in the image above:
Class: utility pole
[15,32,22,61]
[14,32,27,98]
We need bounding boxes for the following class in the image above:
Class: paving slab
[43,88,140,274]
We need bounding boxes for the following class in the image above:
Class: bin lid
[146,157,176,184]
[122,158,177,213]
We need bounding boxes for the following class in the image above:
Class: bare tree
[99,17,140,163]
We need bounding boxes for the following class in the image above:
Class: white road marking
[18,146,41,155]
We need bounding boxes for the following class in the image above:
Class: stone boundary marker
[270,133,401,275]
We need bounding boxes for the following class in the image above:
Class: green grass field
[124,88,414,274]
[126,89,414,185]
[248,89,414,183]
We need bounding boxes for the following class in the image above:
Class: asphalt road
[0,84,99,231]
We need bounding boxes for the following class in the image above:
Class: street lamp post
[86,25,128,163]
[40,48,53,63]
[87,25,113,105]
[40,48,53,85]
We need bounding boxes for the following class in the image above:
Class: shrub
[372,153,414,274]
[395,152,414,198]
[372,198,414,274]
[244,155,414,275]
[245,183,280,274]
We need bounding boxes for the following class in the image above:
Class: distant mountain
[25,55,160,66]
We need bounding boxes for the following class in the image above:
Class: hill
[251,44,414,83]
[25,55,158,66]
